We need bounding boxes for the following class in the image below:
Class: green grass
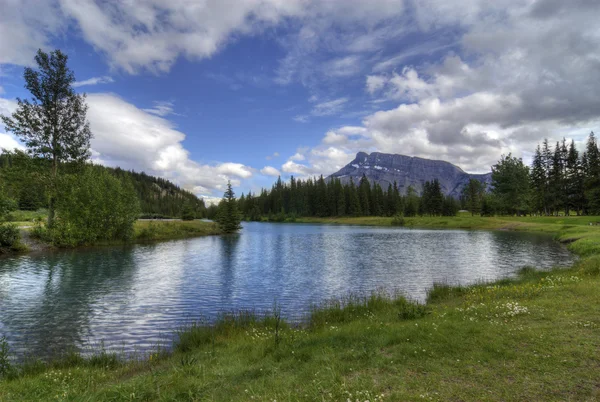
[133,220,221,242]
[1,217,600,401]
[4,209,48,224]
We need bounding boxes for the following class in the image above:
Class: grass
[1,217,599,400]
[132,220,221,242]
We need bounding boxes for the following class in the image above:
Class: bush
[391,213,405,226]
[49,167,141,247]
[0,223,20,248]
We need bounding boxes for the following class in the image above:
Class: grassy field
[1,216,599,401]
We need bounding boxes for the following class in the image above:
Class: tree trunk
[48,154,58,228]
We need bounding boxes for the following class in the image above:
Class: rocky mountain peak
[329,151,491,197]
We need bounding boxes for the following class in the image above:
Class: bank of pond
[0,217,599,400]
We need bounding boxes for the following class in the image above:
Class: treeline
[220,175,461,221]
[488,132,600,216]
[530,133,600,215]
[223,131,600,221]
[0,150,207,219]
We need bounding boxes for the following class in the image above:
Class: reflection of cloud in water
[0,248,138,358]
[0,223,574,360]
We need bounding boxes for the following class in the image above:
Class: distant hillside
[0,150,205,217]
[329,151,491,197]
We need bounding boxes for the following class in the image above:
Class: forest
[225,132,600,221]
[0,150,207,219]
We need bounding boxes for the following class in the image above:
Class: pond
[0,222,574,359]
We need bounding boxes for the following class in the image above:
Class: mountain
[328,151,492,197]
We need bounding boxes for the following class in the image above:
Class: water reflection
[0,223,574,360]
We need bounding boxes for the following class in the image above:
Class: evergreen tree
[1,49,92,227]
[358,174,371,216]
[217,181,242,233]
[491,154,530,215]
[530,144,548,215]
[462,179,485,216]
[404,186,418,217]
[583,132,600,214]
[348,179,361,216]
[566,140,585,215]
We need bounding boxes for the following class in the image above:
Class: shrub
[49,167,140,247]
[0,223,20,248]
[391,213,405,226]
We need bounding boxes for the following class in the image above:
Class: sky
[1,0,599,202]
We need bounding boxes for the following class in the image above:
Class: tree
[530,145,548,215]
[217,181,242,233]
[1,49,92,227]
[181,201,195,221]
[583,132,600,214]
[404,186,419,217]
[491,154,530,216]
[462,179,486,216]
[566,140,584,215]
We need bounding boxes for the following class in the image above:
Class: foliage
[134,220,220,241]
[491,154,531,215]
[0,223,20,248]
[180,202,196,221]
[48,167,140,247]
[0,336,12,378]
[390,213,405,226]
[0,49,92,227]
[0,195,17,220]
[0,150,206,218]
[216,181,242,234]
[461,179,486,215]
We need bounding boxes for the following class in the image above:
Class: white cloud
[366,75,386,95]
[0,133,24,151]
[73,76,114,88]
[143,101,177,117]
[86,93,253,195]
[0,98,24,151]
[311,97,349,116]
[265,151,280,160]
[289,152,305,161]
[260,166,281,177]
[293,115,309,123]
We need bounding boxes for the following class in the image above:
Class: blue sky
[1,0,599,202]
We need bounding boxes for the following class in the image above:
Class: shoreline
[1,220,222,257]
[1,217,599,400]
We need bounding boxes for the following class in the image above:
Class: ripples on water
[0,222,574,359]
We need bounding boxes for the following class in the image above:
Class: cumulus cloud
[275,0,600,176]
[0,98,23,151]
[3,0,600,183]
[260,166,281,177]
[0,133,24,151]
[86,93,253,195]
[73,76,114,88]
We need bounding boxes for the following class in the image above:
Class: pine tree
[348,179,361,216]
[358,174,371,216]
[217,181,242,233]
[566,140,584,215]
[530,145,547,215]
[584,132,600,214]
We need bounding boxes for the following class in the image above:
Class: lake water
[0,222,574,359]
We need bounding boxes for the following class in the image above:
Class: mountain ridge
[328,151,492,198]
